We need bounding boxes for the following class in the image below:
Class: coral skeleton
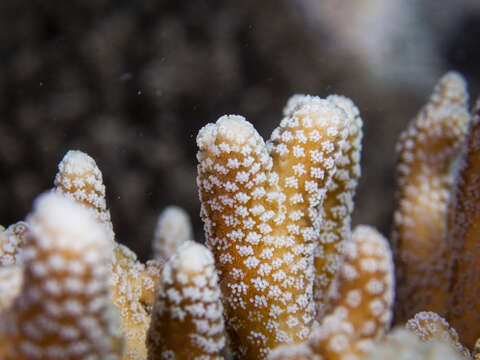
[146,240,225,359]
[196,95,353,358]
[152,205,193,263]
[392,72,470,323]
[0,192,123,359]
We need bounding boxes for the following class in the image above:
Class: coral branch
[392,72,470,322]
[147,240,225,359]
[309,225,394,360]
[152,205,192,263]
[406,311,470,358]
[447,98,480,348]
[53,149,161,360]
[54,150,114,241]
[0,193,123,359]
[197,97,349,358]
[367,328,464,360]
[313,95,362,316]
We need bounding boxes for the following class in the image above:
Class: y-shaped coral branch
[147,240,225,359]
[392,72,470,323]
[197,96,350,358]
[309,225,394,360]
[0,192,123,360]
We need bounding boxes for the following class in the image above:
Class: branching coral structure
[6,77,480,360]
[196,95,357,358]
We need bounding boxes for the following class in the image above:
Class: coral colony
[1,71,480,360]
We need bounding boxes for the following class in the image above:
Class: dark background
[1,0,479,260]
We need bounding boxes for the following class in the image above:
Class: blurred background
[1,0,479,260]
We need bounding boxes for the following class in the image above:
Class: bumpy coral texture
[197,96,352,358]
[0,193,123,360]
[392,72,470,323]
[309,225,394,360]
[147,240,225,360]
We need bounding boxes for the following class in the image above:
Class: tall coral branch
[197,96,349,358]
[53,150,161,360]
[392,72,470,322]
[447,98,480,348]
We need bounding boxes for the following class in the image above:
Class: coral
[196,95,352,358]
[0,221,29,266]
[53,150,161,360]
[152,205,193,263]
[7,77,480,359]
[311,95,362,317]
[406,311,470,358]
[447,97,480,348]
[0,192,123,359]
[392,72,470,323]
[309,225,394,360]
[0,265,23,311]
[366,328,464,360]
[146,240,225,359]
[267,343,318,360]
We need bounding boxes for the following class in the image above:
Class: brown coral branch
[392,72,470,323]
[447,98,480,349]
